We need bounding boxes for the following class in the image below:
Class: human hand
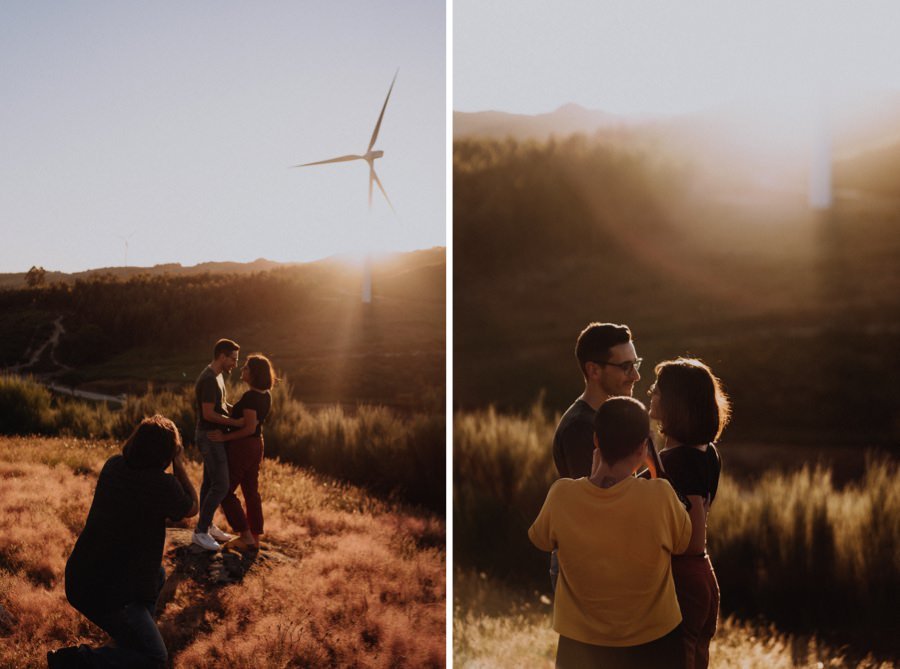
[172,443,185,467]
[208,430,225,443]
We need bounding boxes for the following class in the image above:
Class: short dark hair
[213,338,240,359]
[122,414,181,470]
[593,396,650,466]
[245,354,275,390]
[575,323,632,378]
[653,358,731,445]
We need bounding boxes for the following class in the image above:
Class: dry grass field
[453,571,896,669]
[0,436,445,669]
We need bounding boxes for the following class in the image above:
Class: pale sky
[0,2,445,273]
[455,0,900,117]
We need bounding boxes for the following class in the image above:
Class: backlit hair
[245,354,275,390]
[653,358,731,445]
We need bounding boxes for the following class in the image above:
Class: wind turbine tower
[809,97,832,210]
[294,70,398,303]
[115,231,136,267]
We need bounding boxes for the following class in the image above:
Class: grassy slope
[0,437,445,669]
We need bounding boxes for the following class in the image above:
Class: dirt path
[3,315,126,405]
[7,315,69,373]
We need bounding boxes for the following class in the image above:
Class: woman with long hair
[209,354,274,551]
[649,358,731,669]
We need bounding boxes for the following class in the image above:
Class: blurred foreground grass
[453,570,896,669]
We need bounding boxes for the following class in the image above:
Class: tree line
[0,270,314,365]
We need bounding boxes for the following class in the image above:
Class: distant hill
[455,92,900,200]
[454,103,627,141]
[0,257,294,290]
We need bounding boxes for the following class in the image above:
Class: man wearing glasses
[548,323,642,590]
[192,338,244,551]
[553,322,642,479]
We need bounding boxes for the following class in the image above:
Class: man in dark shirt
[549,322,642,589]
[49,415,198,669]
[553,322,642,478]
[192,338,244,551]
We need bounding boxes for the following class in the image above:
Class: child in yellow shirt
[529,396,691,668]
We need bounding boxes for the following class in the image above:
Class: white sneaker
[208,524,234,543]
[192,532,222,551]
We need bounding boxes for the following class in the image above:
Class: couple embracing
[530,322,731,669]
[192,338,274,553]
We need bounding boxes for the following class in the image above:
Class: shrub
[0,375,444,512]
[0,375,54,435]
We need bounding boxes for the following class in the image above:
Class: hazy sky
[455,0,900,116]
[1,2,445,273]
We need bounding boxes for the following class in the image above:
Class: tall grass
[453,569,896,669]
[454,405,900,650]
[709,458,900,638]
[0,374,444,511]
[454,403,555,574]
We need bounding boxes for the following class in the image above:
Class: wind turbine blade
[368,168,374,211]
[367,69,398,152]
[292,155,364,167]
[371,167,395,213]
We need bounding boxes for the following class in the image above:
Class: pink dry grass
[0,436,445,669]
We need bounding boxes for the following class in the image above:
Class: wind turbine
[114,231,136,267]
[293,70,398,303]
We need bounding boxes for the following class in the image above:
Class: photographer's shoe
[191,531,221,551]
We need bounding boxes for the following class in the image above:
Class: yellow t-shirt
[528,476,691,647]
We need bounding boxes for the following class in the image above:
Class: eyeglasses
[593,358,642,374]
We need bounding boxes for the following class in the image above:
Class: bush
[0,375,54,435]
[0,375,445,512]
[453,402,556,579]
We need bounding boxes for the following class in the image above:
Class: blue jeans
[74,567,168,669]
[196,428,229,532]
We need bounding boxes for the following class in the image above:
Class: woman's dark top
[659,443,721,507]
[231,389,271,437]
[65,455,193,613]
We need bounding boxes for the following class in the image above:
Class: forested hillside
[0,248,445,410]
[454,136,900,448]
